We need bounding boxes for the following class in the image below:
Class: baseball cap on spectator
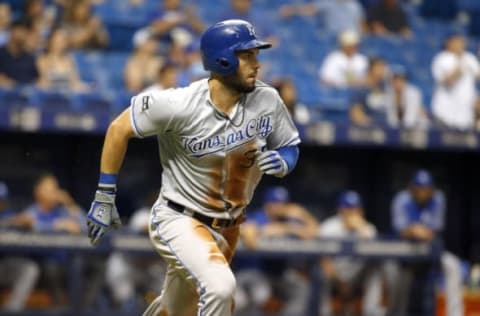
[263,186,290,204]
[337,190,362,209]
[411,169,434,187]
[339,30,360,47]
[0,181,9,200]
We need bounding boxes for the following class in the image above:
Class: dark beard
[221,72,256,93]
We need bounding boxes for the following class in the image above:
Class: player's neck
[208,78,242,115]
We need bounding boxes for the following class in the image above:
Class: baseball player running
[86,19,301,316]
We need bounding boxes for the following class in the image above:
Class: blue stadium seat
[71,93,112,114]
[30,90,72,112]
[0,88,30,108]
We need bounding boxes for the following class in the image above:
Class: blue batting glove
[257,150,288,178]
[86,190,121,246]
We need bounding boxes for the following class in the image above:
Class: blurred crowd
[0,0,479,131]
[0,169,477,315]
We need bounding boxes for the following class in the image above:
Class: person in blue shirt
[235,186,318,316]
[139,0,204,49]
[5,174,84,305]
[389,170,464,316]
[0,181,40,312]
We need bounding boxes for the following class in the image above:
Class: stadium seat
[30,90,72,112]
[71,92,112,114]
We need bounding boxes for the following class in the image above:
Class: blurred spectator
[137,0,203,49]
[37,28,89,92]
[0,3,11,47]
[6,174,84,304]
[368,0,412,38]
[0,181,40,312]
[22,0,58,52]
[273,79,311,125]
[319,30,368,87]
[385,65,430,129]
[9,173,83,233]
[318,190,383,316]
[237,186,318,316]
[349,58,388,126]
[155,62,179,90]
[431,32,480,130]
[220,0,277,44]
[0,19,39,88]
[280,0,365,35]
[62,0,108,49]
[124,35,163,93]
[177,40,208,86]
[390,170,463,316]
[106,192,165,313]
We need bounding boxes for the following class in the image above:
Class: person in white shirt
[386,65,430,129]
[431,32,480,130]
[318,191,383,316]
[319,30,368,87]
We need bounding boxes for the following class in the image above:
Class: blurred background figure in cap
[0,181,40,313]
[234,186,318,316]
[318,190,383,316]
[319,30,368,88]
[389,169,464,316]
[385,64,430,129]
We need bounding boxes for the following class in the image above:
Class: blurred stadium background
[1,0,480,315]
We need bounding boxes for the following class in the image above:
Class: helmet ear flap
[217,58,230,68]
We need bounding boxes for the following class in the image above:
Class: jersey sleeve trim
[129,96,145,138]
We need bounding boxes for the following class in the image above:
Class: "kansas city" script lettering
[183,115,273,156]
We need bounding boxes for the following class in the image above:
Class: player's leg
[145,203,238,316]
[143,264,198,316]
[441,251,464,316]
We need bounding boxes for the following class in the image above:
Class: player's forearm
[100,109,135,181]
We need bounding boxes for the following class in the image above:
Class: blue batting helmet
[200,19,272,75]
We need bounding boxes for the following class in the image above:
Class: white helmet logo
[247,24,256,36]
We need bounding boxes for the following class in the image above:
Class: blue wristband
[277,146,299,174]
[99,173,117,190]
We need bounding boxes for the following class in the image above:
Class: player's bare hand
[86,190,122,246]
[256,150,288,178]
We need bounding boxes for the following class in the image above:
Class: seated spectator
[220,0,278,44]
[22,0,58,52]
[319,30,368,87]
[0,3,11,47]
[368,0,412,38]
[431,32,480,130]
[177,40,209,86]
[385,65,430,129]
[0,181,40,312]
[124,35,163,93]
[273,78,311,125]
[62,0,108,49]
[37,28,89,92]
[280,0,365,35]
[0,19,39,88]
[139,0,204,49]
[390,170,463,316]
[237,186,318,316]
[349,58,388,126]
[5,174,84,305]
[319,191,383,316]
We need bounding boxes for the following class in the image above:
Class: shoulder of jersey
[252,80,281,100]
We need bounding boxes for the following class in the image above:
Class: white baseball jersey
[130,79,300,219]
